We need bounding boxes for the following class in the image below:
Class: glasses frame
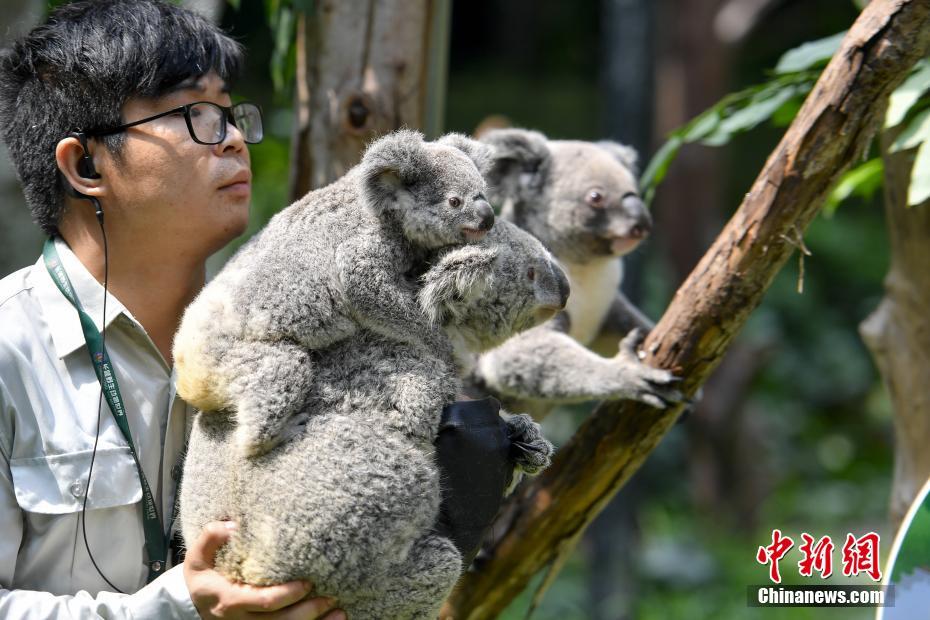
[85,101,263,145]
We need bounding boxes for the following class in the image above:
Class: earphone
[64,132,104,222]
[70,132,101,180]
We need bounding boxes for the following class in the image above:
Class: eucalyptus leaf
[886,59,930,129]
[700,86,799,146]
[775,31,846,74]
[270,5,295,93]
[907,140,930,206]
[640,136,683,204]
[890,108,930,153]
[824,158,883,215]
[227,0,240,9]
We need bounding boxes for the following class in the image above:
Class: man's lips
[219,171,252,192]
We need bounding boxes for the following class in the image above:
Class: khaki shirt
[0,237,197,618]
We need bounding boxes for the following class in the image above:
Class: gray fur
[173,129,497,455]
[473,128,684,417]
[179,220,560,620]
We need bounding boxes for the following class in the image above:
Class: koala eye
[527,266,536,281]
[585,189,605,207]
[448,196,462,208]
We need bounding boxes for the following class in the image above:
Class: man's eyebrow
[160,76,232,98]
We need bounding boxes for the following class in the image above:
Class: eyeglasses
[86,101,263,145]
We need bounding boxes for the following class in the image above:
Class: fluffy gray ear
[596,140,639,175]
[419,245,500,325]
[359,128,428,214]
[480,128,552,205]
[437,132,493,176]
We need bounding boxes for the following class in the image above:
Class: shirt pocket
[10,447,142,513]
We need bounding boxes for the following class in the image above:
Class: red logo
[757,530,881,583]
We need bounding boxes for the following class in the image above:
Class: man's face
[95,71,252,259]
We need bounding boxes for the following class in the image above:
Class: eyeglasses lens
[233,103,263,144]
[188,102,263,145]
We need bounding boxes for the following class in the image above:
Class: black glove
[432,397,512,570]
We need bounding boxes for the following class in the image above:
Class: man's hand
[184,521,347,619]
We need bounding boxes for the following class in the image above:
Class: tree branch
[442,1,930,617]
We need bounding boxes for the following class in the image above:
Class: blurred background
[0,1,895,618]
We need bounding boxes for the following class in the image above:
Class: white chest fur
[561,257,623,345]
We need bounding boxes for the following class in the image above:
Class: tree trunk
[860,131,930,528]
[442,1,930,617]
[288,0,451,199]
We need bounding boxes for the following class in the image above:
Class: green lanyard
[42,238,167,583]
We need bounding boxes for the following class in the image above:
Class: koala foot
[614,328,686,409]
[502,412,554,475]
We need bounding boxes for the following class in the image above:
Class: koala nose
[554,263,570,308]
[475,200,495,231]
[622,195,651,239]
[538,261,570,310]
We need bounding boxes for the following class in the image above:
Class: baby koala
[174,129,495,455]
[179,220,567,620]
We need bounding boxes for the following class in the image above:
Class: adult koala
[472,128,683,417]
[174,129,496,455]
[179,220,566,620]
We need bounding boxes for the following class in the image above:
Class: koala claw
[615,329,687,409]
[504,413,554,475]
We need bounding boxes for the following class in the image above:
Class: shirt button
[69,481,85,498]
[151,561,162,573]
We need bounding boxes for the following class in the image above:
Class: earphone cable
[79,206,126,593]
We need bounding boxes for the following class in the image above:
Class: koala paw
[614,328,686,409]
[503,412,554,475]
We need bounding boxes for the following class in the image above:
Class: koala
[471,128,684,418]
[179,220,566,620]
[173,129,496,455]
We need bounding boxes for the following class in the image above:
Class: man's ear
[55,135,105,199]
[359,128,428,215]
[596,140,639,176]
[437,133,493,176]
[419,245,499,325]
[480,128,551,206]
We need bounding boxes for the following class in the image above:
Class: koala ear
[596,140,639,176]
[419,245,500,325]
[480,128,552,204]
[359,128,428,214]
[437,132,493,177]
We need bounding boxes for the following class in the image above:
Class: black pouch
[433,396,513,570]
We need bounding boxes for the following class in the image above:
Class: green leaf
[890,108,930,152]
[775,31,846,74]
[824,158,883,215]
[700,85,800,146]
[270,5,295,93]
[227,0,240,10]
[640,136,683,205]
[681,110,721,142]
[908,140,930,206]
[886,59,930,129]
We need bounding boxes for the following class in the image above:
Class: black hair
[0,0,244,235]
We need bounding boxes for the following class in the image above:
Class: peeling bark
[442,1,930,617]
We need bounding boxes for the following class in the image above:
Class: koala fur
[179,220,564,620]
[173,129,497,455]
[471,128,683,417]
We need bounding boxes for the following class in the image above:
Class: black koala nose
[621,195,651,239]
[475,200,495,231]
[556,265,570,308]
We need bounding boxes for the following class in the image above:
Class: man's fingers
[271,595,344,620]
[225,580,316,613]
[187,521,237,571]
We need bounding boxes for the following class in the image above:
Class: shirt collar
[28,237,130,358]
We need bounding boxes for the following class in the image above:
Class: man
[0,1,346,617]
